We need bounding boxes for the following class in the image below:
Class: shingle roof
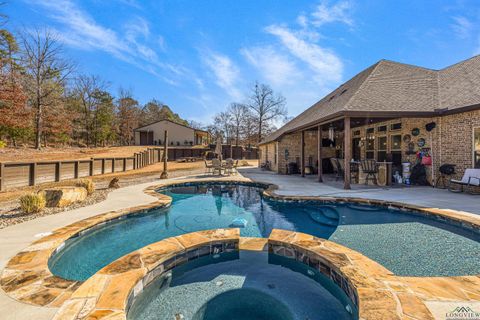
[261,55,480,144]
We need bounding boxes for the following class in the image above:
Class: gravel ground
[0,189,110,229]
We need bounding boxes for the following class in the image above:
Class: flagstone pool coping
[0,177,479,319]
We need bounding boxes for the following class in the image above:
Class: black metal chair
[350,162,359,184]
[361,160,378,185]
[329,158,340,181]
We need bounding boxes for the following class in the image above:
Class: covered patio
[258,58,480,190]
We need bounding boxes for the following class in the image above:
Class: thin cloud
[241,46,299,86]
[202,51,242,99]
[451,16,473,39]
[265,25,343,84]
[26,0,178,83]
[310,1,354,27]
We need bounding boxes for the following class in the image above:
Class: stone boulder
[39,187,88,208]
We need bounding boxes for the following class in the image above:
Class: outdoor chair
[449,169,480,194]
[224,159,234,175]
[212,159,223,175]
[261,161,271,171]
[361,159,378,185]
[350,161,359,184]
[330,158,343,181]
[204,159,213,174]
[232,159,239,175]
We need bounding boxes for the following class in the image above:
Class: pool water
[49,183,480,281]
[127,251,355,320]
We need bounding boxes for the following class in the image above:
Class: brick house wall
[436,109,480,179]
[261,109,479,183]
[259,142,278,172]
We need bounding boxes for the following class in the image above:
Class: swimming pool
[127,251,355,320]
[48,182,480,281]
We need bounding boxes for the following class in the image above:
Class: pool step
[318,206,340,220]
[308,211,338,227]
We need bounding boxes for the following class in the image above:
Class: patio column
[317,125,323,182]
[301,130,305,177]
[344,117,351,190]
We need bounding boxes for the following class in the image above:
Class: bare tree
[247,82,287,143]
[72,74,109,146]
[20,29,73,149]
[214,111,233,144]
[228,103,249,147]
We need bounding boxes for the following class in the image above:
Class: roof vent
[340,89,348,95]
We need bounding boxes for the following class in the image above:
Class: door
[139,132,154,145]
[140,132,147,145]
[147,132,154,145]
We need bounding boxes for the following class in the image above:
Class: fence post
[112,158,115,173]
[55,162,61,182]
[30,162,37,186]
[101,159,105,174]
[0,163,4,191]
[123,158,127,171]
[89,159,94,176]
[73,161,79,179]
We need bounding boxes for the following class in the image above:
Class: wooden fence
[0,148,164,192]
[0,145,259,192]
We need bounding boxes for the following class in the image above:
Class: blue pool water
[49,183,480,281]
[127,251,355,320]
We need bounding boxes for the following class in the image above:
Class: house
[259,55,480,189]
[134,120,210,146]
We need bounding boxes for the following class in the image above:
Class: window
[377,125,387,133]
[366,132,375,160]
[391,135,402,151]
[390,122,402,131]
[366,128,374,134]
[475,128,480,168]
[353,130,360,136]
[377,136,387,162]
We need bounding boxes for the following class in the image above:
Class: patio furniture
[330,158,344,181]
[224,159,234,175]
[261,161,271,171]
[435,164,456,189]
[212,159,223,175]
[204,160,213,174]
[360,160,378,185]
[449,169,480,194]
[350,161,359,183]
[233,159,239,175]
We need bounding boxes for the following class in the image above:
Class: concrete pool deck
[0,168,479,319]
[239,167,480,215]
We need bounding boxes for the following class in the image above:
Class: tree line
[0,12,288,149]
[207,82,287,147]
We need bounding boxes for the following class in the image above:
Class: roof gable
[261,55,480,145]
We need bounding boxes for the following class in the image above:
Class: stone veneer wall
[258,141,278,172]
[267,110,480,183]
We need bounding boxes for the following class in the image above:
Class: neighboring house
[134,120,210,146]
[259,55,480,188]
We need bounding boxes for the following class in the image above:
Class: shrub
[76,178,95,195]
[0,140,6,148]
[20,193,46,214]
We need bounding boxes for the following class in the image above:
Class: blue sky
[6,0,480,124]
